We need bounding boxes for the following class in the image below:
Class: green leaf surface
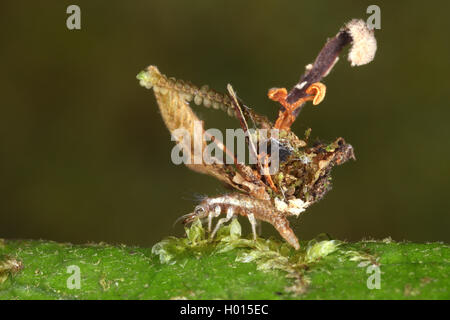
[0,222,448,300]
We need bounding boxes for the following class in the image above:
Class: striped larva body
[181,193,300,250]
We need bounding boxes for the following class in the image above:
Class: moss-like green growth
[153,218,347,294]
[0,223,448,299]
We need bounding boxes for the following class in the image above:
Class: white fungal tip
[345,19,377,67]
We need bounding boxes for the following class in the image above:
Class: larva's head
[176,201,211,225]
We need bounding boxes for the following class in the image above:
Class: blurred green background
[1,1,449,246]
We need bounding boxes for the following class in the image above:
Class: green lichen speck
[0,222,449,299]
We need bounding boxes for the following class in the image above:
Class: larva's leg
[211,207,234,238]
[256,220,262,236]
[208,205,221,232]
[208,212,213,232]
[247,213,257,240]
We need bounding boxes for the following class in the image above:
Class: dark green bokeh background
[1,1,449,246]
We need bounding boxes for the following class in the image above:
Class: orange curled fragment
[268,82,327,130]
[305,82,326,105]
[257,153,278,192]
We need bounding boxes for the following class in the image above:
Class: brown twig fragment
[271,19,377,129]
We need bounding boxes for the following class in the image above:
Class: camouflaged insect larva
[137,18,376,249]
